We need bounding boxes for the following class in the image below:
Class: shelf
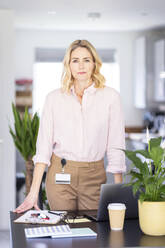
[15,90,32,108]
[16,91,32,97]
[16,97,32,107]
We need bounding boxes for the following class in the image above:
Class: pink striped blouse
[33,84,126,173]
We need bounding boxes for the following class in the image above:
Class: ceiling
[0,0,165,31]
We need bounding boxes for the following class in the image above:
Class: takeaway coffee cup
[107,203,126,231]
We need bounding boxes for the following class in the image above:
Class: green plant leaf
[9,126,16,140]
[142,161,150,176]
[135,150,151,159]
[23,107,28,132]
[9,129,23,154]
[144,175,156,184]
[123,150,144,171]
[123,182,133,187]
[149,147,164,168]
[31,113,40,155]
[149,137,162,150]
[139,192,146,203]
[158,185,165,194]
[132,180,141,195]
[160,168,165,177]
[128,170,142,181]
[12,103,22,139]
[157,177,165,186]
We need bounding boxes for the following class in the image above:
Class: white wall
[0,9,15,230]
[15,29,144,126]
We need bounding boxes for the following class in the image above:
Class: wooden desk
[10,211,165,247]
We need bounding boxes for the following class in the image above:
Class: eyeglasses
[48,211,85,224]
[63,213,86,224]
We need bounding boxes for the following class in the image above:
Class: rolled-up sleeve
[33,94,54,166]
[106,92,126,173]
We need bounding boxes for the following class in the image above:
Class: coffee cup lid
[107,203,126,210]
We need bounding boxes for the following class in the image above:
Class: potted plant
[124,134,165,236]
[9,103,39,195]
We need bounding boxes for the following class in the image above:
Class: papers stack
[14,210,65,224]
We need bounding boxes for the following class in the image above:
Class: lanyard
[61,158,66,173]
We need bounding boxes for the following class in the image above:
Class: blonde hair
[61,40,105,93]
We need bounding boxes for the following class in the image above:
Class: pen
[48,211,62,216]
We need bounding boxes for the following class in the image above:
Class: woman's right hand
[14,192,40,213]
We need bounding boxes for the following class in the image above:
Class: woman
[14,40,126,213]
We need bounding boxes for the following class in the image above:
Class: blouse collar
[70,83,97,96]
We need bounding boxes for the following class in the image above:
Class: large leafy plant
[9,103,39,161]
[124,137,165,202]
[9,103,39,194]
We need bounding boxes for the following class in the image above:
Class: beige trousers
[45,154,107,211]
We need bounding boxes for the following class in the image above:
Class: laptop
[83,183,139,221]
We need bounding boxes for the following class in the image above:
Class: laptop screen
[97,183,139,221]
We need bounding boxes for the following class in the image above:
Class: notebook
[25,225,97,239]
[51,228,97,238]
[83,183,139,221]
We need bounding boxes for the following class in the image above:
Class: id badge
[55,173,71,184]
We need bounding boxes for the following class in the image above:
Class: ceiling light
[88,12,101,20]
[141,12,148,16]
[48,11,56,15]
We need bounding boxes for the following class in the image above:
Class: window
[101,62,120,92]
[33,62,63,115]
[33,48,120,115]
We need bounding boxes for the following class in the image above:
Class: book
[25,225,71,238]
[14,210,66,225]
[52,227,97,238]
